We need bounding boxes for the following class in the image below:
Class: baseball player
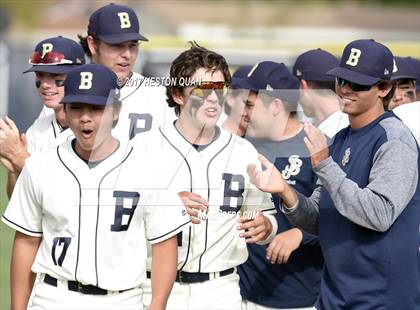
[2,64,190,309]
[131,42,278,309]
[248,39,420,309]
[235,61,322,310]
[222,65,252,137]
[386,56,417,110]
[292,48,349,138]
[77,3,174,143]
[0,36,85,198]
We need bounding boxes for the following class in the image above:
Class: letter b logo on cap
[346,48,362,67]
[117,12,131,29]
[79,72,93,90]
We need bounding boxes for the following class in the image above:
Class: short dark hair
[77,34,100,58]
[306,80,336,92]
[166,41,231,116]
[381,81,396,111]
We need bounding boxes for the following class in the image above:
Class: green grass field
[0,165,12,310]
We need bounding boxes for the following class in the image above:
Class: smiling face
[175,68,226,131]
[35,72,66,110]
[88,38,138,82]
[335,79,391,128]
[388,79,416,110]
[64,103,119,160]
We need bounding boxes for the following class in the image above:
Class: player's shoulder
[378,112,417,147]
[27,113,55,134]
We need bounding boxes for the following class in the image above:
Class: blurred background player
[0,36,85,197]
[236,61,321,310]
[78,3,173,142]
[386,56,417,110]
[2,63,189,309]
[222,65,252,137]
[134,42,277,310]
[293,48,348,138]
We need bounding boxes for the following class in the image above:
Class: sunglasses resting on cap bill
[337,77,376,92]
[190,81,228,100]
[29,51,76,65]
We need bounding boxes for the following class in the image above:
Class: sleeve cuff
[256,214,278,245]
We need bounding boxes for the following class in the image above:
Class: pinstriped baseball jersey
[2,139,190,291]
[131,123,276,273]
[26,113,73,154]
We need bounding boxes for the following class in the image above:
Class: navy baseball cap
[233,61,300,103]
[406,57,420,90]
[23,36,85,74]
[88,3,148,44]
[61,64,119,106]
[327,39,394,86]
[231,65,252,89]
[293,48,339,82]
[392,56,417,81]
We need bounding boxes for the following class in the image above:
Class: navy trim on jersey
[120,74,144,101]
[57,146,82,282]
[95,147,134,287]
[197,134,232,272]
[159,127,193,272]
[148,220,191,242]
[51,121,57,139]
[2,216,43,235]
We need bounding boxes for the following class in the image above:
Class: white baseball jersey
[26,113,73,154]
[131,123,276,273]
[2,139,190,291]
[112,72,176,144]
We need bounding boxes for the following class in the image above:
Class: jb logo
[346,48,361,66]
[342,147,351,166]
[282,155,302,180]
[79,72,93,90]
[117,12,131,28]
[41,43,53,58]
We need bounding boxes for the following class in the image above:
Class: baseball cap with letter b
[61,64,120,106]
[327,39,394,86]
[88,3,148,44]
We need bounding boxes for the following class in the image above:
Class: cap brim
[98,32,148,44]
[231,77,259,91]
[390,74,417,81]
[23,64,81,75]
[61,94,112,106]
[300,71,336,82]
[327,67,380,86]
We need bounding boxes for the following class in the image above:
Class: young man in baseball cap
[248,39,420,309]
[2,63,190,309]
[293,48,349,138]
[235,61,322,310]
[386,56,417,110]
[0,36,85,197]
[78,3,172,142]
[222,65,252,137]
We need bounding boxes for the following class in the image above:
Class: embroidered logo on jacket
[342,147,351,166]
[282,155,302,180]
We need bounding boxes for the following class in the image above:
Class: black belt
[43,274,128,295]
[146,267,235,284]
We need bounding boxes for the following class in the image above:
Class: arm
[11,231,41,310]
[148,236,178,310]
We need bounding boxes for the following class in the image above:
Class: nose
[206,90,219,105]
[120,45,132,59]
[79,107,92,123]
[393,88,403,102]
[39,78,54,89]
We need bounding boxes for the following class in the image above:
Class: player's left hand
[266,228,303,264]
[178,191,208,224]
[303,123,329,167]
[237,211,272,243]
[0,116,29,172]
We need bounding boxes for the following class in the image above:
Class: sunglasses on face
[190,81,228,100]
[337,77,374,92]
[35,79,65,88]
[29,51,74,65]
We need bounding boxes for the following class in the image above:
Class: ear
[300,79,309,90]
[87,36,98,57]
[271,98,284,116]
[378,82,392,99]
[172,89,186,107]
[225,94,235,109]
